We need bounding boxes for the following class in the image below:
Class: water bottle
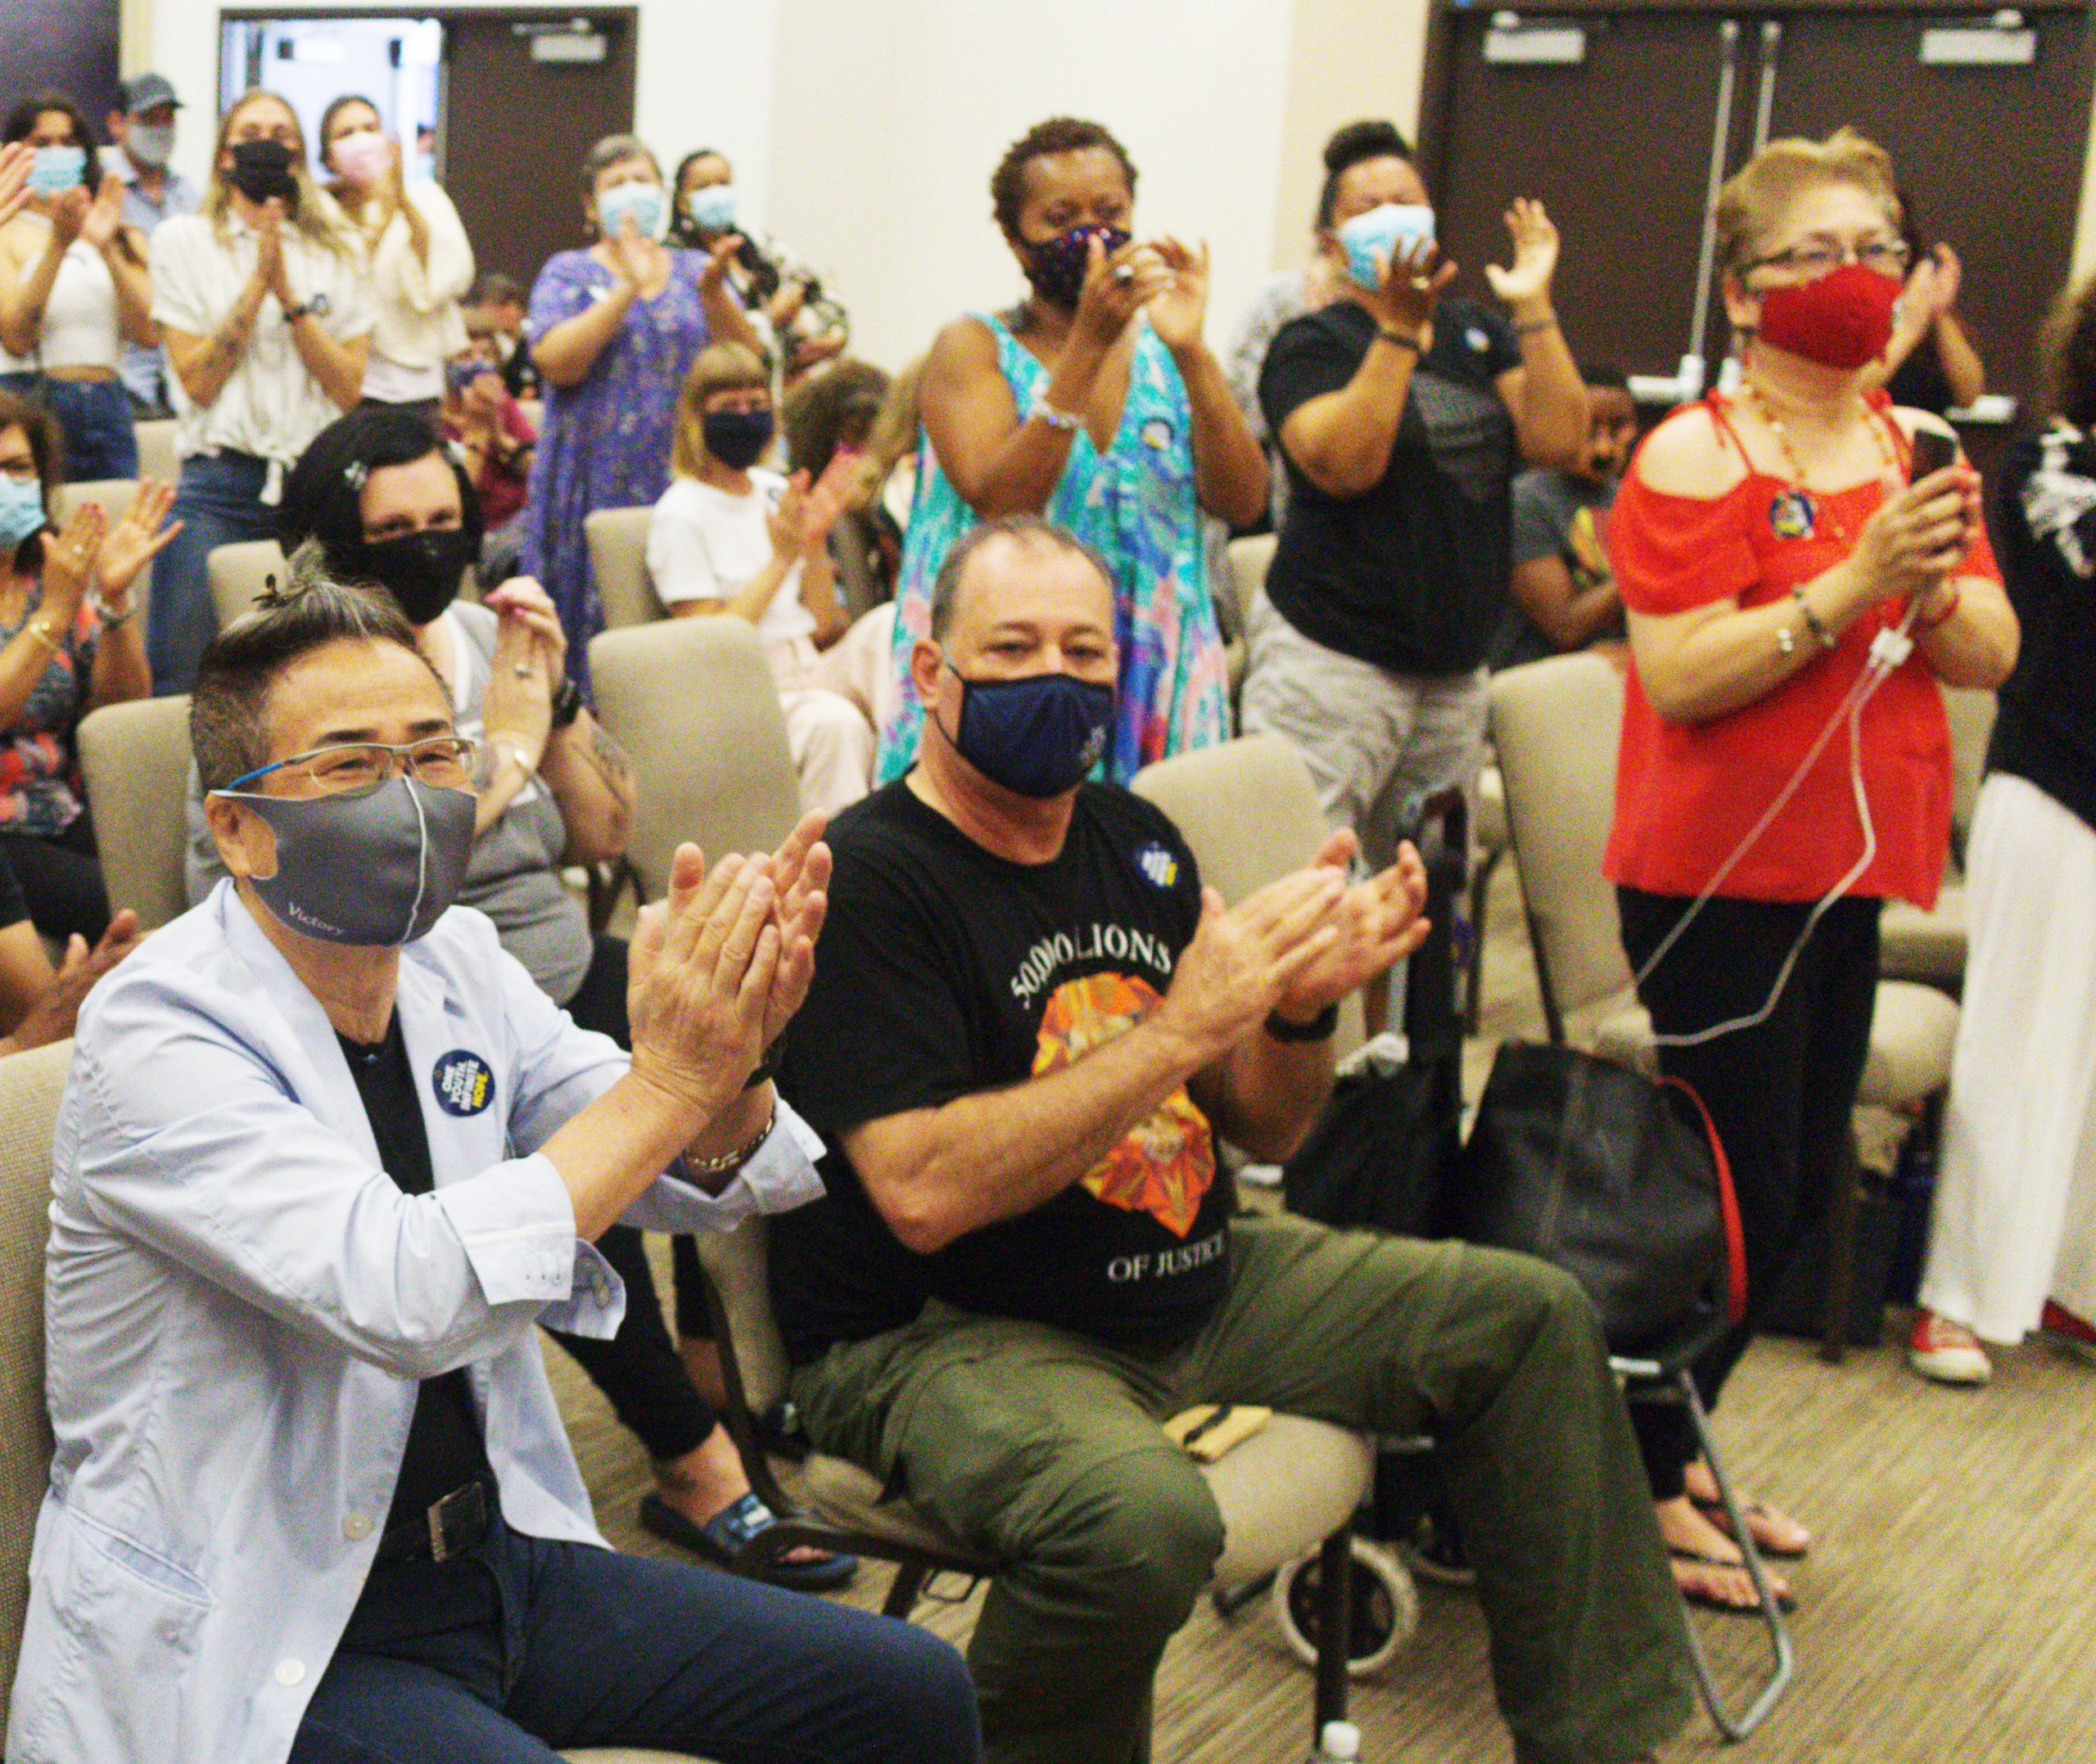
[1312,1719,1362,1762]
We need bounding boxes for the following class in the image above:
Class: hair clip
[343,461,368,490]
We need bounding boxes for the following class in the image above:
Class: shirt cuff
[535,1237,627,1339]
[434,1153,585,1307]
[620,1097,826,1232]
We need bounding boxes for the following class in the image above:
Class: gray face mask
[225,776,476,946]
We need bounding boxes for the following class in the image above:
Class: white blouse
[355,180,474,400]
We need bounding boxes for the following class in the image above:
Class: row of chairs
[52,606,1379,1757]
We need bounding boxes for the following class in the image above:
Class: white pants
[1920,772,2096,1342]
[767,633,876,819]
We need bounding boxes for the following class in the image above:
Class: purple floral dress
[519,249,713,681]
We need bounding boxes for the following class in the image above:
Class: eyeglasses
[1746,237,1911,280]
[225,734,481,796]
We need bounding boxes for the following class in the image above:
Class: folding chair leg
[1312,1526,1353,1739]
[1820,1126,1864,1365]
[1463,846,1502,1035]
[882,1559,930,1619]
[1678,1373,1794,1742]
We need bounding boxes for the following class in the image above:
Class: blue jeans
[288,1515,982,1764]
[151,451,275,694]
[0,372,138,482]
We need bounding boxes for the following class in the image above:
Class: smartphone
[1910,427,1958,485]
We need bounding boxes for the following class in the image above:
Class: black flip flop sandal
[1689,1495,1810,1560]
[639,1491,858,1593]
[1669,1546,1796,1617]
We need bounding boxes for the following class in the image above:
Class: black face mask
[1022,225,1132,310]
[349,527,472,626]
[227,138,300,210]
[702,408,774,471]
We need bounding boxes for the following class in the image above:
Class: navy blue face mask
[942,662,1114,798]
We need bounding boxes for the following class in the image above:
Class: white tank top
[0,232,121,373]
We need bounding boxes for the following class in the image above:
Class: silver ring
[1113,264,1135,284]
[512,661,532,678]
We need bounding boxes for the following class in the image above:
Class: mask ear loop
[402,776,431,943]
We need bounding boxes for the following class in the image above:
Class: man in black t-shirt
[1240,141,1588,1032]
[773,516,1692,1764]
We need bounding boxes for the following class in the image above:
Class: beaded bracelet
[1029,398,1084,431]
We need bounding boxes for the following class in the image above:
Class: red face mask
[1752,260,1900,372]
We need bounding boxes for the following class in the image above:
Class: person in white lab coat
[7,549,980,1764]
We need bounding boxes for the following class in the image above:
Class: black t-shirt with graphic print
[770,779,1230,1365]
[1260,296,1521,676]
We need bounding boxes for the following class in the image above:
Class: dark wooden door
[1760,5,2094,411]
[1424,8,1753,384]
[440,10,637,292]
[0,0,119,121]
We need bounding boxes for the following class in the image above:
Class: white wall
[764,0,1298,373]
[137,0,782,232]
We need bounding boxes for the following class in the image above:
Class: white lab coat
[7,882,823,1764]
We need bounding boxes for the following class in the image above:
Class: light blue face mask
[27,145,87,197]
[684,183,737,234]
[1337,202,1436,291]
[597,180,667,243]
[0,477,47,551]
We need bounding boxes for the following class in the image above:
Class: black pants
[543,934,719,1463]
[1616,887,1881,1499]
[2,817,110,945]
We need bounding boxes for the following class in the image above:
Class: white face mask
[127,123,175,168]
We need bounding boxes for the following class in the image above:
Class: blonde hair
[1714,127,1901,277]
[205,89,359,260]
[671,341,770,476]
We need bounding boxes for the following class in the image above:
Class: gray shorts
[1239,591,1488,871]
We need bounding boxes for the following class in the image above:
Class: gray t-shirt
[1488,468,1620,671]
[186,603,593,1003]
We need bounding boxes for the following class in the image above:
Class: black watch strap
[1264,1003,1339,1043]
[549,674,585,729]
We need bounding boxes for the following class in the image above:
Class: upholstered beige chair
[1877,686,1996,986]
[77,695,193,933]
[1488,652,1960,1351]
[587,616,802,901]
[585,508,663,629]
[132,418,178,486]
[207,538,291,632]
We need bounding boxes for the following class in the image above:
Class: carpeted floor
[544,858,2096,1763]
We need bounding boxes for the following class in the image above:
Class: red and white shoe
[1908,1310,1991,1387]
[2041,1300,2096,1364]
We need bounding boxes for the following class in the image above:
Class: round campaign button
[431,1049,497,1117]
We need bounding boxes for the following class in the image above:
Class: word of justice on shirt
[1010,922,1177,1005]
[1107,1228,1226,1285]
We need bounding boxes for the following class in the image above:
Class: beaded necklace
[1736,377,1902,544]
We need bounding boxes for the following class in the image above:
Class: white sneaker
[1908,1311,1991,1387]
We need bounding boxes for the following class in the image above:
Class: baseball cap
[118,74,182,116]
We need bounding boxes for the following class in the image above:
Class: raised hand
[95,481,182,602]
[626,845,781,1117]
[1366,235,1458,336]
[1273,833,1431,1021]
[38,502,106,620]
[5,910,142,1053]
[0,142,33,230]
[767,472,811,561]
[1139,235,1212,354]
[1484,196,1560,309]
[1846,459,1978,607]
[79,175,125,251]
[482,575,569,682]
[481,595,555,771]
[1155,868,1344,1062]
[760,810,830,1047]
[1927,243,1962,318]
[1071,234,1147,354]
[49,183,90,247]
[698,232,743,296]
[252,203,291,305]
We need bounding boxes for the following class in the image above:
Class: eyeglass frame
[219,733,484,796]
[1739,236,1912,281]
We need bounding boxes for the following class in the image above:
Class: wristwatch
[282,292,332,324]
[549,674,585,730]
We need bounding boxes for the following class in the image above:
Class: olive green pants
[789,1215,1692,1764]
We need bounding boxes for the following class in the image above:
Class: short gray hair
[928,514,1115,642]
[580,133,659,207]
[190,541,421,791]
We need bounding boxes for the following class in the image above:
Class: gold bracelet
[684,1101,777,1180]
[23,620,59,656]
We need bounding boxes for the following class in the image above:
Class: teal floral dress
[874,312,1231,785]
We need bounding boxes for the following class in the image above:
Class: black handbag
[1444,1041,1746,1356]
